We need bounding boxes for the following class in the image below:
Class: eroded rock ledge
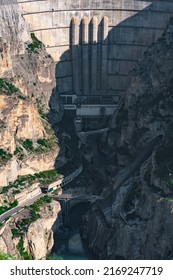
[0,200,61,260]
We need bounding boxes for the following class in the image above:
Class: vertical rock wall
[0,0,30,75]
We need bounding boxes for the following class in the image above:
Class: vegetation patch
[27,33,42,53]
[52,187,61,195]
[37,139,49,147]
[17,238,32,260]
[13,147,25,160]
[0,149,13,166]
[0,78,26,99]
[0,200,18,215]
[0,251,13,260]
[38,107,47,120]
[19,137,57,154]
[28,195,52,214]
[36,99,58,147]
[0,79,18,94]
[0,169,60,195]
[11,196,53,260]
[35,138,57,153]
[22,139,34,151]
[36,99,47,120]
[163,196,173,202]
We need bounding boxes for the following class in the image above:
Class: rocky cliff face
[0,0,29,75]
[0,93,59,186]
[0,95,45,154]
[0,0,61,259]
[83,18,173,260]
[0,200,61,260]
[0,0,61,187]
[0,0,60,112]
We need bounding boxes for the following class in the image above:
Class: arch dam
[17,0,173,130]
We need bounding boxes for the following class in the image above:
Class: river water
[50,202,95,260]
[50,135,104,260]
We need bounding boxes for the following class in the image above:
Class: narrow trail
[101,136,162,221]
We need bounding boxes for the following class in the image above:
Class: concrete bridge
[54,193,102,202]
[78,127,109,136]
[54,193,102,226]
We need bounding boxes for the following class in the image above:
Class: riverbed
[50,202,95,260]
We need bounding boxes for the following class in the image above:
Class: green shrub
[10,200,18,208]
[0,149,6,156]
[26,195,52,222]
[11,228,21,238]
[21,136,56,154]
[0,149,13,165]
[0,251,13,260]
[37,139,48,147]
[23,139,34,151]
[0,200,18,215]
[30,210,40,221]
[14,147,22,155]
[0,79,26,99]
[46,255,64,260]
[0,169,59,195]
[0,78,18,94]
[30,195,52,212]
[36,137,57,153]
[0,206,9,215]
[27,33,42,53]
[18,95,26,100]
[22,252,33,260]
[17,238,32,260]
[13,189,21,195]
[38,108,47,120]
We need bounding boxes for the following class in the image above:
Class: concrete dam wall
[17,0,173,130]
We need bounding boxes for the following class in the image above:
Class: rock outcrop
[83,18,173,260]
[0,0,61,187]
[0,0,61,260]
[24,200,61,259]
[0,0,29,75]
[0,200,61,260]
[0,95,45,154]
[0,94,59,187]
[0,0,57,111]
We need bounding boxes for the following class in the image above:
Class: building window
[67,97,72,104]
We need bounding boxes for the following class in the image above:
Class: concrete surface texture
[17,0,173,94]
[17,0,173,127]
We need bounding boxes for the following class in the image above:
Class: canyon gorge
[0,0,173,260]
